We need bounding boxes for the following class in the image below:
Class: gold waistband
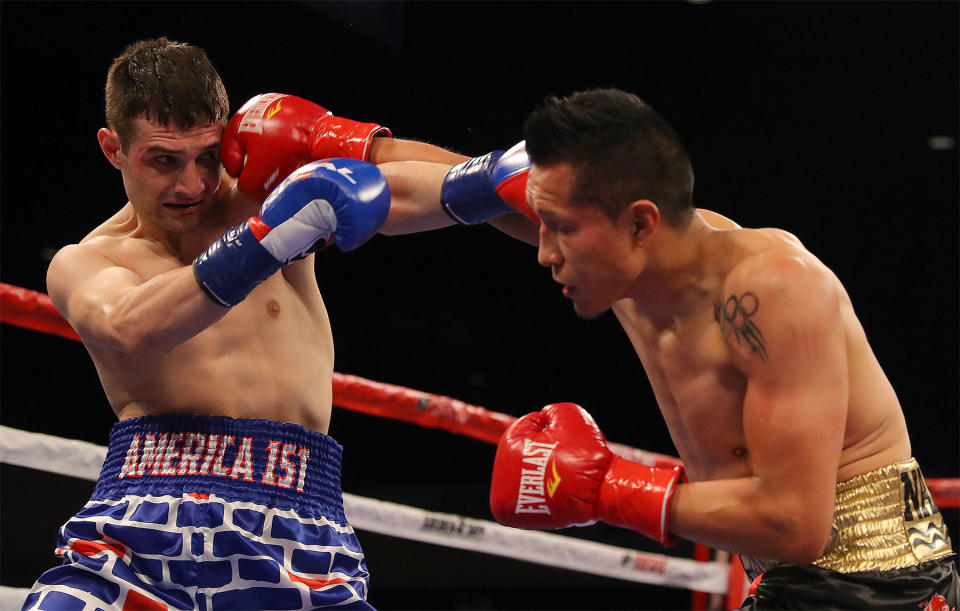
[744,458,953,575]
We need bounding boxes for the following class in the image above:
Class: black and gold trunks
[742,457,953,578]
[738,458,959,610]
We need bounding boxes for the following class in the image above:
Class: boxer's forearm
[670,475,835,563]
[487,213,539,245]
[370,138,469,166]
[378,152,540,243]
[378,161,456,235]
[68,264,231,356]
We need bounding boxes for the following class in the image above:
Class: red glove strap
[596,455,685,546]
[310,117,392,162]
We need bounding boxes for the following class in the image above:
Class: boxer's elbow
[69,301,159,356]
[759,501,833,563]
[777,525,831,563]
[101,307,168,356]
[108,322,156,356]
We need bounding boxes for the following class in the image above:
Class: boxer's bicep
[48,244,223,354]
[47,244,146,348]
[722,253,848,552]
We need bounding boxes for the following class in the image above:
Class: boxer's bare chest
[614,300,752,481]
[86,230,334,424]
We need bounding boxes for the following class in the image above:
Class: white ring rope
[1,425,729,596]
[1,425,108,480]
[0,585,32,610]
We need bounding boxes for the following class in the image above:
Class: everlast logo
[117,433,311,493]
[900,468,951,561]
[237,93,284,134]
[515,439,559,515]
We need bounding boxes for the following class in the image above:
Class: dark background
[1,1,957,609]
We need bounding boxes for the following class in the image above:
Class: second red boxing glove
[222,93,392,202]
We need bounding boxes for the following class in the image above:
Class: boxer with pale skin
[380,88,959,609]
[26,37,480,611]
[50,109,464,435]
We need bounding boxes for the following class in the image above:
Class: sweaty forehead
[528,163,577,209]
[129,116,223,149]
[529,161,602,220]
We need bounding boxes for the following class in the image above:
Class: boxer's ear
[627,199,660,246]
[98,128,123,169]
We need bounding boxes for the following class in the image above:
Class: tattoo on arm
[714,292,769,363]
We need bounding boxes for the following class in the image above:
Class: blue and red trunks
[23,414,374,610]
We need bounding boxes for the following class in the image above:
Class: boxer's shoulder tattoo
[714,291,769,363]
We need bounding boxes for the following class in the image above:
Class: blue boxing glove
[193,158,390,307]
[441,141,538,225]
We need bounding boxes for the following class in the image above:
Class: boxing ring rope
[2,282,958,610]
[0,283,700,470]
[0,426,728,589]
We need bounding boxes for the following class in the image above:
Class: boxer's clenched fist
[440,141,537,225]
[222,93,391,202]
[194,158,390,307]
[490,402,684,545]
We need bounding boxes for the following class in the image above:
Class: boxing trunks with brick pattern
[739,458,959,610]
[22,414,374,610]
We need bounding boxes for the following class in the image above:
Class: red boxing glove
[490,403,684,546]
[222,93,392,202]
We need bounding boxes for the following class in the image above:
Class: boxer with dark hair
[384,87,960,609]
[23,37,473,611]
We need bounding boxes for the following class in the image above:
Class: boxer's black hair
[105,37,229,149]
[524,88,694,226]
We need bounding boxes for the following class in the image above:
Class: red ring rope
[2,280,957,510]
[2,280,958,611]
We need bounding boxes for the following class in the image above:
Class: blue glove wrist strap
[193,221,281,307]
[440,151,511,225]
